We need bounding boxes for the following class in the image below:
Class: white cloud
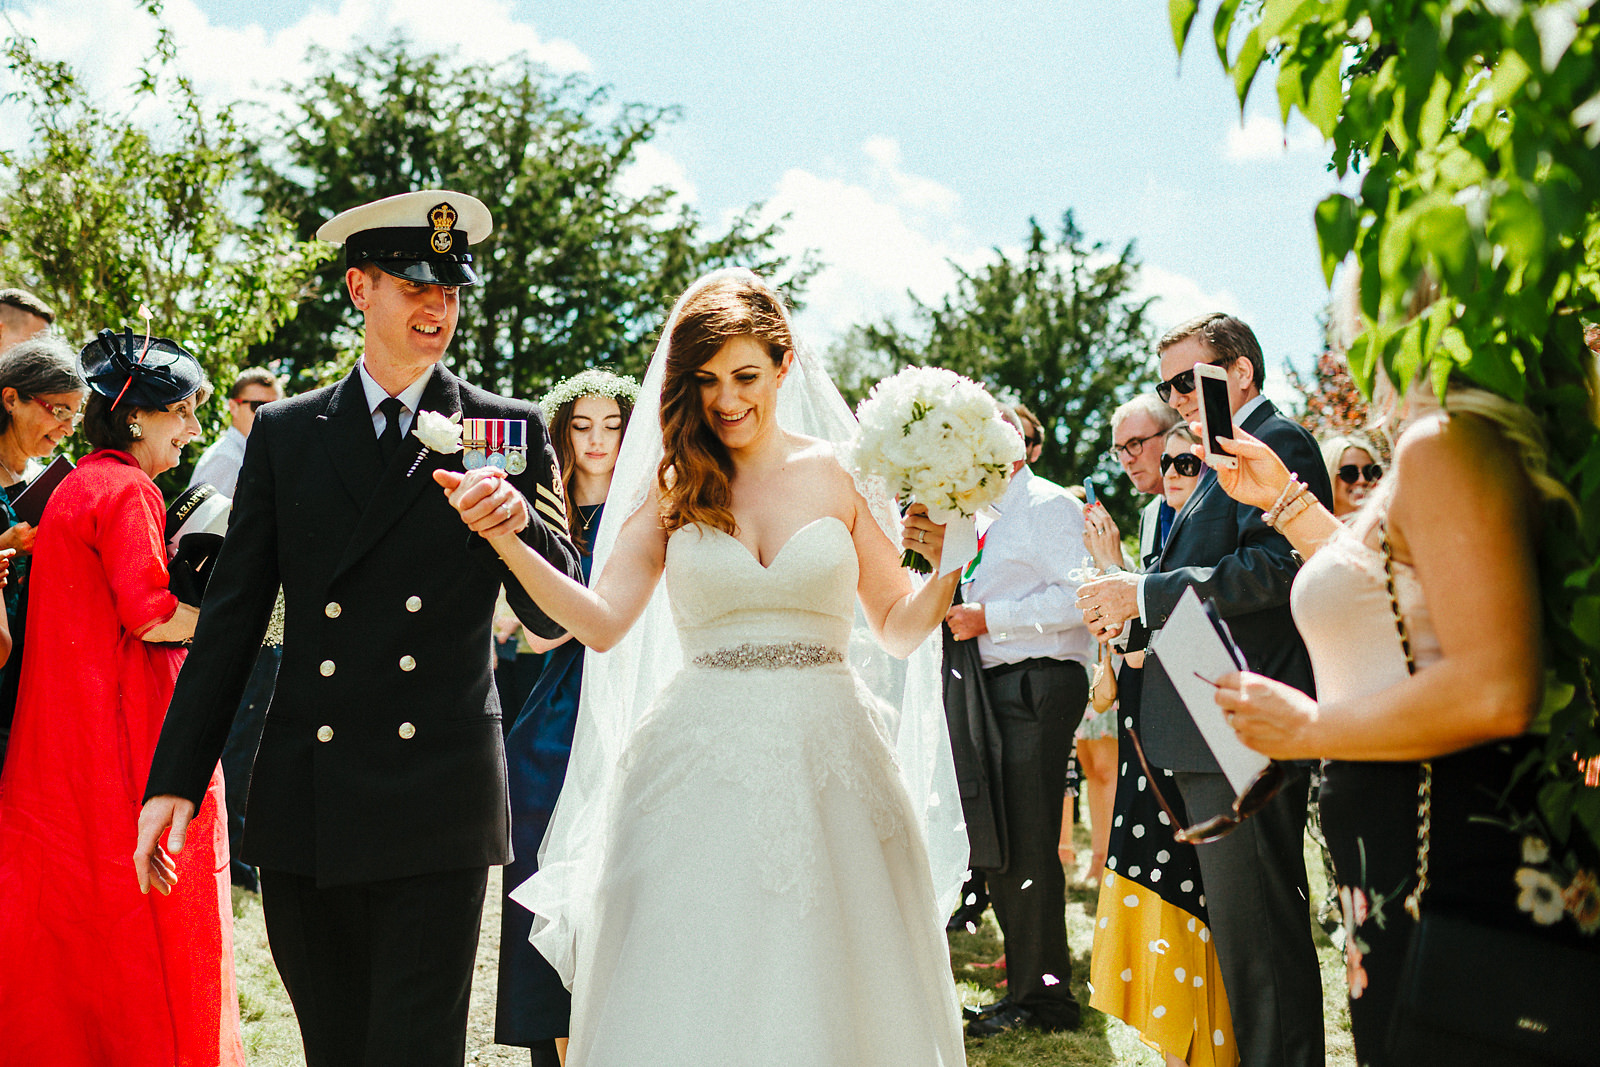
[1134,263,1243,335]
[746,138,970,341]
[616,143,698,207]
[1224,113,1328,162]
[1,0,590,129]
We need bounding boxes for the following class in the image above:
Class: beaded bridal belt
[691,642,845,671]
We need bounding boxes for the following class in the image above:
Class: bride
[436,270,968,1065]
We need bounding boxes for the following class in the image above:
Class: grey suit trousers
[1174,767,1325,1067]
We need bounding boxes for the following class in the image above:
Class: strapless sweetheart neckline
[706,514,849,572]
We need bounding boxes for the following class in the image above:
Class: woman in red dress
[0,328,243,1067]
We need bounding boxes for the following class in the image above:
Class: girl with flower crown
[495,369,637,1066]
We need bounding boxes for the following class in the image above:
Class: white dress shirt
[357,359,431,440]
[188,426,247,498]
[964,466,1095,670]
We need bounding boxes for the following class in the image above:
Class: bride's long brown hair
[657,274,793,535]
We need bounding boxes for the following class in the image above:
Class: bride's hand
[434,468,530,538]
[902,503,946,564]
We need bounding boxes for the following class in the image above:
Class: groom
[136,190,582,1067]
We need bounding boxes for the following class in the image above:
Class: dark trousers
[978,658,1088,1027]
[1173,768,1325,1067]
[260,866,489,1067]
[220,644,280,891]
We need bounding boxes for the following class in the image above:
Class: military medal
[505,420,528,474]
[486,419,507,469]
[462,417,487,469]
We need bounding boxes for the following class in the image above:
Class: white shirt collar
[356,358,432,416]
[1234,393,1269,426]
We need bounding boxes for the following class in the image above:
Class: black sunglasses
[1160,452,1203,477]
[1156,358,1229,404]
[1128,727,1284,844]
[237,398,273,411]
[1338,463,1382,485]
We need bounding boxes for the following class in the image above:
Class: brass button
[397,722,416,740]
[324,601,341,619]
[316,725,333,743]
[319,660,336,677]
[399,655,416,672]
[405,595,422,613]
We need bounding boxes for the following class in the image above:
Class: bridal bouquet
[845,366,1023,574]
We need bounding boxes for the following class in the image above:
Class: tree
[847,214,1159,537]
[249,42,811,397]
[0,4,328,490]
[1287,350,1375,441]
[1181,1,1600,855]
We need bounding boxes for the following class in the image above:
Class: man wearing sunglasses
[188,367,284,499]
[1077,313,1333,1067]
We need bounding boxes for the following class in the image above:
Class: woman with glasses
[1084,420,1236,1067]
[1319,433,1383,520]
[1161,426,1204,512]
[0,328,244,1067]
[1206,338,1599,1063]
[0,335,84,771]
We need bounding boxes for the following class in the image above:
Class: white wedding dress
[559,515,965,1066]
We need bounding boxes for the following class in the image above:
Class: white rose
[413,409,464,454]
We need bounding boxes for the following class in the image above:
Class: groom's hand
[434,468,528,537]
[134,795,195,895]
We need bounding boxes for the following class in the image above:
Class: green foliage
[1179,1,1600,858]
[0,2,329,491]
[248,42,810,399]
[843,214,1159,536]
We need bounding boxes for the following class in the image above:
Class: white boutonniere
[407,410,463,476]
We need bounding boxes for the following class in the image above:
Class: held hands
[434,468,529,539]
[1076,572,1140,642]
[133,795,196,895]
[1194,426,1291,512]
[901,503,948,566]
[1082,502,1124,570]
[1213,670,1321,759]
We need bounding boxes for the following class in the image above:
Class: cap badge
[428,202,458,253]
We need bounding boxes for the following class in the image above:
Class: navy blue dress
[495,503,599,1060]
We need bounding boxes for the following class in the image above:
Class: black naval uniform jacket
[144,363,582,886]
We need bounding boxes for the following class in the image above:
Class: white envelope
[1149,587,1272,796]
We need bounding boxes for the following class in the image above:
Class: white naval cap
[316,189,493,287]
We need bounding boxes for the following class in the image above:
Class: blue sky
[5,0,1343,399]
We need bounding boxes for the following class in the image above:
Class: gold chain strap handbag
[1378,519,1600,1066]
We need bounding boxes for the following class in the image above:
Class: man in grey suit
[1106,393,1181,565]
[1077,313,1331,1067]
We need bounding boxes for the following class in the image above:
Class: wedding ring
[501,500,512,520]
[917,530,926,543]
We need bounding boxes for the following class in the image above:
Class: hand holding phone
[1083,479,1097,507]
[1194,362,1237,470]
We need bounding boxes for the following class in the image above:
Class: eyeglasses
[1337,463,1382,485]
[1156,358,1230,404]
[1128,727,1284,844]
[236,398,273,412]
[1160,452,1203,478]
[1024,435,1041,449]
[31,397,83,429]
[1107,431,1164,462]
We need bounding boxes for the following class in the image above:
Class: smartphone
[1194,362,1237,470]
[1083,479,1097,507]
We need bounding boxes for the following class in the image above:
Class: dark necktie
[377,396,405,464]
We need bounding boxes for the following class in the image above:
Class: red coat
[0,449,243,1067]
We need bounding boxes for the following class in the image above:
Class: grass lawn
[233,824,1355,1065]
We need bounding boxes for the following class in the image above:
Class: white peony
[413,409,464,454]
